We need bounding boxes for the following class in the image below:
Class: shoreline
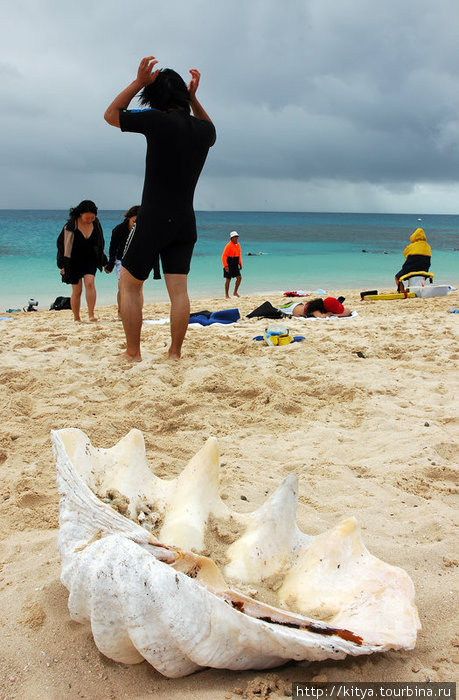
[2,264,458,312]
[2,281,457,317]
[1,290,458,696]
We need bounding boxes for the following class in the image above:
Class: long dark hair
[139,69,190,113]
[67,200,98,230]
[304,298,326,317]
[123,205,140,221]
[69,200,97,218]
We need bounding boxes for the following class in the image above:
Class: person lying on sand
[280,296,352,318]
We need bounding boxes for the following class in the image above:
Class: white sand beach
[0,289,458,699]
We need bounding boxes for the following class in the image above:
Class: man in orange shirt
[222,231,242,298]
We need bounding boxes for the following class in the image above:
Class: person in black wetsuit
[56,200,107,322]
[105,205,140,319]
[104,55,216,361]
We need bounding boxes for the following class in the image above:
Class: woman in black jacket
[105,205,139,319]
[57,200,107,321]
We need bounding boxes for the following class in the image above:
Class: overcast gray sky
[2,0,458,213]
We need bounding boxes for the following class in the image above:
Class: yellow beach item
[398,271,434,284]
[264,324,293,346]
[277,334,294,345]
[363,292,416,300]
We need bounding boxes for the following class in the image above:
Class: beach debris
[52,428,421,678]
[24,298,39,312]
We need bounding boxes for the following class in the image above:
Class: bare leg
[84,274,97,320]
[117,284,122,320]
[233,275,242,297]
[119,267,144,361]
[71,280,83,321]
[116,277,137,319]
[164,273,190,359]
[225,277,230,299]
[395,275,404,293]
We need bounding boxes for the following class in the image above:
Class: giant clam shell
[52,428,420,678]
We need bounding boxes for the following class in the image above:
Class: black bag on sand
[246,301,283,319]
[50,296,71,310]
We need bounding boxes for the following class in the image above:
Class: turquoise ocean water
[0,210,457,310]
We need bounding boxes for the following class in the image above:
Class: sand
[0,288,458,699]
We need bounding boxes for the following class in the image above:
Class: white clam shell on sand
[52,428,421,678]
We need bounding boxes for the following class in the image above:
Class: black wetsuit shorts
[122,210,197,280]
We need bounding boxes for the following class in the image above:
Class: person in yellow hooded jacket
[395,228,431,292]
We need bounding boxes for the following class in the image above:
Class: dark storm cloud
[201,0,459,185]
[1,0,458,211]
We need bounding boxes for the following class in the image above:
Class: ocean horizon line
[1,208,458,217]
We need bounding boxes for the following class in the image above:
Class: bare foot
[117,350,142,363]
[167,350,181,361]
[233,292,240,297]
[225,295,230,299]
[73,317,82,322]
[89,316,98,322]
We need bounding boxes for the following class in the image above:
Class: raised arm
[188,69,213,122]
[104,56,159,128]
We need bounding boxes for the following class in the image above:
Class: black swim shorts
[223,257,241,279]
[122,216,197,280]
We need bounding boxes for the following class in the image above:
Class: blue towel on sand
[189,308,240,326]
